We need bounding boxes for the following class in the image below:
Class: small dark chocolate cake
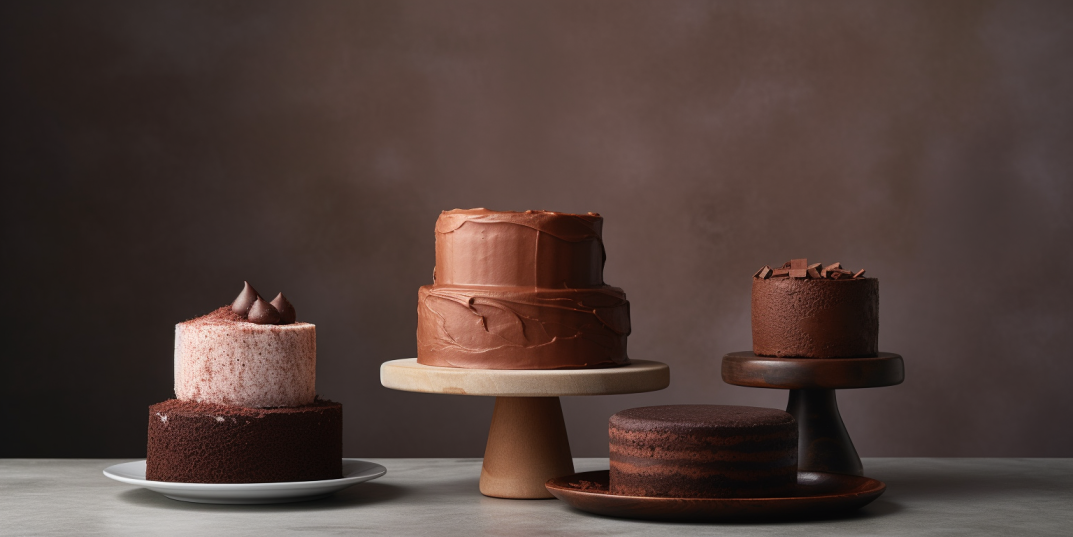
[752,259,878,358]
[609,405,797,498]
[146,399,342,483]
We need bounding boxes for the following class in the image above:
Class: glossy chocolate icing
[247,296,281,325]
[271,293,297,325]
[231,281,260,317]
[416,209,630,369]
[229,281,296,325]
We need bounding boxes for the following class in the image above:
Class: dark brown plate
[545,470,885,522]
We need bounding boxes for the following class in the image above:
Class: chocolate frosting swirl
[247,296,281,325]
[231,281,260,317]
[229,282,298,325]
[270,293,296,325]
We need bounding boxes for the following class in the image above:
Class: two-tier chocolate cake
[146,282,342,483]
[416,209,631,369]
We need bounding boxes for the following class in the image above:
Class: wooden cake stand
[380,358,670,499]
[721,352,904,476]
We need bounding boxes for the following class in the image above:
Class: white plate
[103,459,387,504]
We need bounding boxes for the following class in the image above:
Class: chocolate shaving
[231,281,260,318]
[247,296,281,325]
[757,260,868,280]
[788,258,808,278]
[270,293,297,324]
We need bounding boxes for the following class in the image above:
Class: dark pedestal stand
[721,352,904,476]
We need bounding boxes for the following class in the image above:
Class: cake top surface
[610,405,795,432]
[151,398,337,416]
[754,259,867,281]
[179,306,312,329]
[436,208,603,242]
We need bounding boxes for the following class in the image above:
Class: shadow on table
[876,464,1068,500]
[116,482,409,512]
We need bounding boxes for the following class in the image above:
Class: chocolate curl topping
[231,281,261,317]
[247,296,281,324]
[754,260,867,279]
[270,293,296,324]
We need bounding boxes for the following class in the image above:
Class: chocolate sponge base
[147,399,341,483]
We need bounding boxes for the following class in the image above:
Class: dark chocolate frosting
[247,296,281,325]
[416,209,630,369]
[228,281,297,325]
[270,293,296,325]
[231,281,260,317]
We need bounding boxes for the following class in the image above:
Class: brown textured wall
[3,1,1071,458]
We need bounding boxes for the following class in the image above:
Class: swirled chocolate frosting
[417,209,631,369]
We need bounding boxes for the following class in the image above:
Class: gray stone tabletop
[1,458,1070,536]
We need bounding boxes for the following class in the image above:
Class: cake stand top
[381,359,670,397]
[722,352,904,390]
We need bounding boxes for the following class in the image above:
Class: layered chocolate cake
[147,399,341,483]
[147,282,342,483]
[416,209,631,369]
[609,405,798,498]
[752,259,878,358]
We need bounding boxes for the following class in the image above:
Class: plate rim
[103,458,386,491]
[545,469,886,520]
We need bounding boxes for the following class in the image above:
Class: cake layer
[174,307,316,407]
[146,399,341,484]
[416,284,630,369]
[434,209,606,288]
[752,277,879,358]
[609,405,797,498]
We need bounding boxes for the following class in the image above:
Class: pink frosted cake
[147,282,341,483]
[174,308,316,408]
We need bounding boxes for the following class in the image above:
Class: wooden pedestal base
[380,358,670,499]
[722,352,904,476]
[480,397,574,499]
[787,389,862,476]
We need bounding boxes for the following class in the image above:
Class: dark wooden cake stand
[721,352,904,476]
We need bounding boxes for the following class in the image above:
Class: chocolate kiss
[247,296,281,325]
[270,293,296,325]
[231,281,261,317]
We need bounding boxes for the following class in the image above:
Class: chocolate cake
[146,282,341,483]
[146,399,342,483]
[416,209,631,369]
[752,259,878,358]
[609,405,797,498]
